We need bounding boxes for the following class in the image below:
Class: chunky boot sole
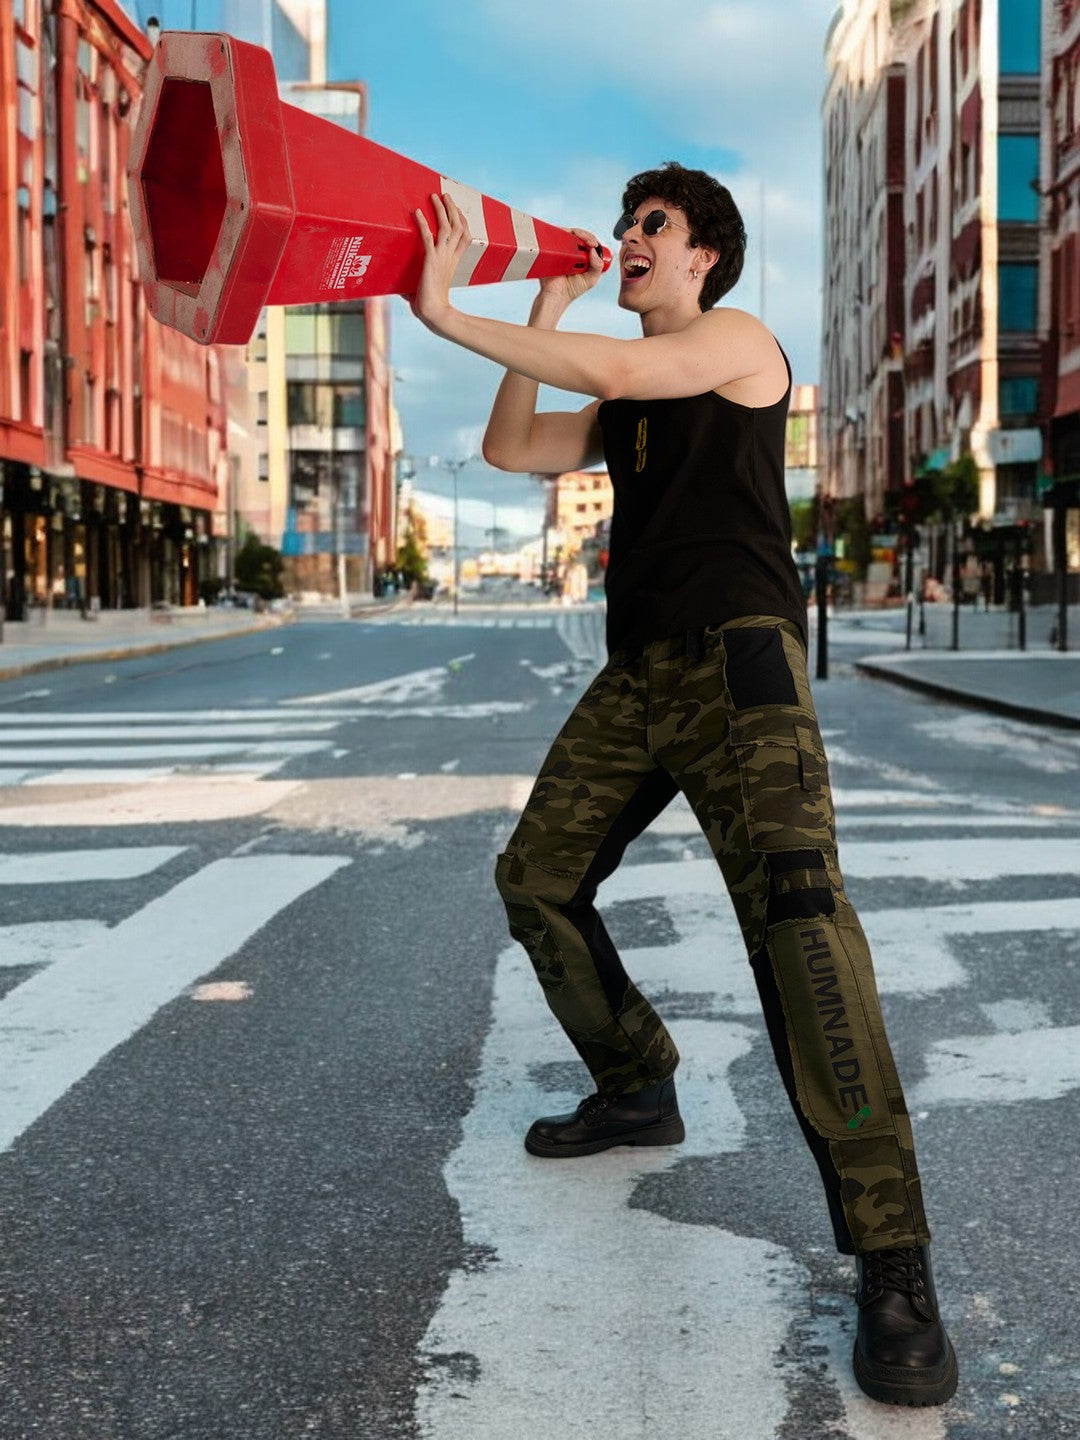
[524,1113,686,1158]
[853,1338,958,1407]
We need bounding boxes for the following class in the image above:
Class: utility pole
[437,456,470,616]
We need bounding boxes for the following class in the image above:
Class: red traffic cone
[127,31,612,346]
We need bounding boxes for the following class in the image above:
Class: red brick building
[0,0,226,618]
[1046,0,1080,507]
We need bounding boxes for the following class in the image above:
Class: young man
[412,162,957,1408]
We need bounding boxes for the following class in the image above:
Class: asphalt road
[0,609,1078,1440]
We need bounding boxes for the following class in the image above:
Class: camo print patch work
[495,616,930,1248]
[832,1133,931,1251]
[495,851,679,1094]
[728,709,836,853]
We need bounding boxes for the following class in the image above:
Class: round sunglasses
[613,209,690,241]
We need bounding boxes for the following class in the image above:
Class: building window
[997,135,1040,222]
[287,381,365,428]
[999,376,1039,418]
[284,307,365,357]
[998,263,1038,332]
[999,0,1040,76]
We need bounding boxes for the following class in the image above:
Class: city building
[785,382,820,500]
[0,0,227,618]
[221,0,397,599]
[821,1,905,521]
[546,469,614,555]
[1044,0,1080,573]
[822,0,1058,587]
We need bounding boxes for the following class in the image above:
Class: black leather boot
[853,1245,958,1406]
[524,1077,685,1158]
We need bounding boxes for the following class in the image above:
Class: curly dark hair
[621,161,746,311]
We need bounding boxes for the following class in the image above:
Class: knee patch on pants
[764,914,896,1143]
[765,849,835,925]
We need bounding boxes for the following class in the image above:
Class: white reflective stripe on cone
[503,207,540,282]
[440,176,489,286]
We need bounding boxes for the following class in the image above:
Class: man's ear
[694,245,720,275]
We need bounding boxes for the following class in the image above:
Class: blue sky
[141,0,836,537]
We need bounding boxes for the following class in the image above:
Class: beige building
[547,469,614,555]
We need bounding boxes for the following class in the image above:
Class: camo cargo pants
[495,616,931,1255]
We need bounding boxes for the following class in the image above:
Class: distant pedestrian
[413,161,956,1408]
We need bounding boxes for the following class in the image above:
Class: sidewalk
[0,605,300,681]
[854,649,1080,728]
[0,597,416,682]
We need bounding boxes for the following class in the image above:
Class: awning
[916,446,950,475]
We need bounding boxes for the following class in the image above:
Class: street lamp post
[433,456,470,616]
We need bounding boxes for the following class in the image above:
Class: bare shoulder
[702,307,789,406]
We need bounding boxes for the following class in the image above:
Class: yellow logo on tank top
[635,416,648,473]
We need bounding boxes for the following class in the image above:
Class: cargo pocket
[729,708,835,852]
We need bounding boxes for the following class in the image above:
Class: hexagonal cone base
[128,31,610,345]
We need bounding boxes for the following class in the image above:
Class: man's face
[615,196,697,314]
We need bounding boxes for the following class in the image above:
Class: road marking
[0,778,303,827]
[0,846,185,884]
[416,942,804,1439]
[0,721,338,741]
[0,708,345,723]
[0,740,332,764]
[912,1025,1080,1106]
[0,854,349,1154]
[416,854,973,1437]
[288,665,452,706]
[0,920,109,967]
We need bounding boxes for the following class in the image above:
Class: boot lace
[864,1247,926,1299]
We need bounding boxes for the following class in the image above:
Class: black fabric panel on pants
[558,767,679,1016]
[722,626,799,708]
[750,944,855,1254]
[766,849,837,925]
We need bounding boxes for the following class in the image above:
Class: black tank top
[597,363,807,654]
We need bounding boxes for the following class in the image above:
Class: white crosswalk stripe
[0,848,351,1155]
[416,822,1080,1439]
[0,707,343,787]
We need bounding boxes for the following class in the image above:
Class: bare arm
[413,193,779,401]
[483,291,604,474]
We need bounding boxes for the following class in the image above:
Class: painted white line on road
[416,945,806,1439]
[21,763,285,786]
[415,857,970,1438]
[911,1024,1080,1106]
[0,846,185,885]
[0,708,341,724]
[0,721,338,741]
[0,778,304,828]
[0,740,331,764]
[0,920,110,967]
[0,854,349,1154]
[289,665,450,706]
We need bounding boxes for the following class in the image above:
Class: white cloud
[392,1,835,473]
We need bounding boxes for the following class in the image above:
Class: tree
[234,530,284,600]
[914,454,980,523]
[395,502,430,586]
[789,498,816,552]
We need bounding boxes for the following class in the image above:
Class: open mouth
[621,254,652,282]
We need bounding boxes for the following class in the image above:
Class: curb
[854,658,1080,731]
[0,617,292,683]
